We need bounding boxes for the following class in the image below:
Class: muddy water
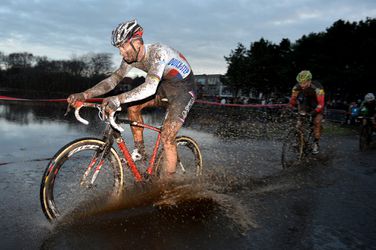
[0,102,257,249]
[1,102,375,249]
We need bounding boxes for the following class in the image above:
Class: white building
[194,74,233,99]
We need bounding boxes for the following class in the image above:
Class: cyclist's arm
[117,73,162,103]
[117,58,166,104]
[83,61,131,98]
[315,88,325,113]
[289,86,299,107]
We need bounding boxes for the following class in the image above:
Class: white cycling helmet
[111,19,143,47]
[365,93,375,102]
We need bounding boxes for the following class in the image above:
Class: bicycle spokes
[153,136,202,178]
[177,159,186,173]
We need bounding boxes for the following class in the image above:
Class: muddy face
[119,41,137,63]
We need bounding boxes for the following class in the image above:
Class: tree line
[0,52,145,98]
[1,17,375,101]
[224,18,376,102]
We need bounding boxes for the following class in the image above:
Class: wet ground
[1,102,376,249]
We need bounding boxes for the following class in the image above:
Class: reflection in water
[0,101,217,160]
[0,102,213,140]
[0,102,66,125]
[0,101,290,141]
[0,101,167,128]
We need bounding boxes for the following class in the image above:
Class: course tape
[195,100,288,108]
[0,96,102,103]
[0,95,288,108]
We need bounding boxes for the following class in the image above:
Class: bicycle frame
[72,102,165,184]
[114,120,162,182]
[99,119,162,183]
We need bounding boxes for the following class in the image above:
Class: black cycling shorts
[155,73,197,124]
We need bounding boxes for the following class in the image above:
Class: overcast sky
[0,0,375,76]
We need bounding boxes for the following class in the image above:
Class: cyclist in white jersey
[68,19,197,178]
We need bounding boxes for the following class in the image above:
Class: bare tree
[78,53,113,77]
[0,51,5,70]
[6,52,35,69]
[91,53,113,76]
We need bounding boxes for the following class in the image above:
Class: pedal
[131,149,143,162]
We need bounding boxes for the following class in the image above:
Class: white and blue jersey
[85,43,195,105]
[129,43,192,81]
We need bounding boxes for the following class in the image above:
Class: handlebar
[68,101,124,132]
[281,107,314,117]
[357,115,375,120]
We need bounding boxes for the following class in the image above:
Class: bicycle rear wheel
[40,138,124,221]
[154,136,203,178]
[359,126,371,152]
[281,129,305,169]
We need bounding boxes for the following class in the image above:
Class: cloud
[0,0,375,74]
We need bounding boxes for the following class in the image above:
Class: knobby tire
[281,129,305,169]
[154,136,203,177]
[359,126,371,152]
[40,138,124,221]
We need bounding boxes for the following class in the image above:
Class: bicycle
[281,111,315,168]
[358,116,375,152]
[40,102,203,221]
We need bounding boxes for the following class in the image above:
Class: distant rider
[360,93,376,124]
[289,70,325,154]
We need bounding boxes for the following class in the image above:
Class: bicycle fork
[298,132,305,160]
[297,122,306,160]
[80,153,106,188]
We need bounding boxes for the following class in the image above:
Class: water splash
[154,178,257,232]
[55,171,256,235]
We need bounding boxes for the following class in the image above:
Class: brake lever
[74,105,89,125]
[64,104,71,116]
[108,108,124,132]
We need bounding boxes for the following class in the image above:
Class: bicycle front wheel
[40,138,124,221]
[281,129,305,169]
[154,136,203,178]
